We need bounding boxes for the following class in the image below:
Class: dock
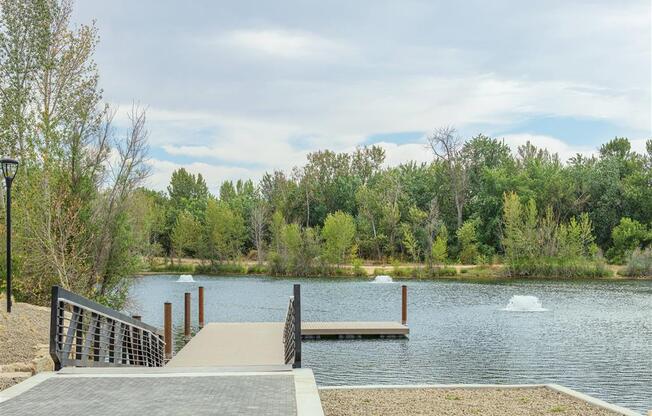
[302,321,409,338]
[0,284,412,415]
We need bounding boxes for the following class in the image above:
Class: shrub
[195,263,247,275]
[505,258,610,278]
[247,264,269,274]
[151,263,195,273]
[606,218,651,264]
[622,248,652,277]
[351,259,367,277]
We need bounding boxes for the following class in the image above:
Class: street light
[1,158,18,313]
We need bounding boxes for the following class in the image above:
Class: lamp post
[1,158,18,313]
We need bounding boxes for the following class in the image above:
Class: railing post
[198,286,204,328]
[49,286,62,371]
[401,285,407,325]
[293,284,301,368]
[164,302,172,359]
[184,292,191,340]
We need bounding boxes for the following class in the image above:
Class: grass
[141,256,647,281]
[504,258,611,279]
[620,248,652,278]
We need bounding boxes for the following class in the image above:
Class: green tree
[171,211,201,261]
[606,218,651,264]
[457,219,480,264]
[431,224,449,264]
[321,211,356,265]
[204,200,246,262]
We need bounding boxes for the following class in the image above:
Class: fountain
[372,275,394,283]
[502,295,547,312]
[176,274,195,283]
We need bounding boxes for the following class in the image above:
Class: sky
[72,0,652,194]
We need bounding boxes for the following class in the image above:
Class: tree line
[149,130,651,278]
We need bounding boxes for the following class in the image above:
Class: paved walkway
[0,368,324,416]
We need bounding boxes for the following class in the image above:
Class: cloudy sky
[72,0,651,193]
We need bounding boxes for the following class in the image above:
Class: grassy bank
[140,257,648,281]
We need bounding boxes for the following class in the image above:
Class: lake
[126,275,652,413]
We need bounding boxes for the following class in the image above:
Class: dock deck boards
[167,321,408,368]
[167,322,286,368]
[302,321,409,337]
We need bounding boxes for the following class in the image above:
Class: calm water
[126,275,652,413]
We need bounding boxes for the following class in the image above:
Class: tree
[457,219,480,264]
[606,218,651,264]
[204,200,246,262]
[250,201,268,263]
[322,211,356,265]
[172,211,201,261]
[427,127,468,229]
[0,0,150,307]
[431,225,449,264]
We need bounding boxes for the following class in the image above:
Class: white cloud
[216,29,351,60]
[374,142,432,167]
[146,158,261,194]
[500,134,596,162]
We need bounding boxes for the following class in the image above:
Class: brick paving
[0,374,297,416]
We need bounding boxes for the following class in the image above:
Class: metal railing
[49,286,165,370]
[283,284,301,368]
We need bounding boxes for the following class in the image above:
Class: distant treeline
[143,131,652,278]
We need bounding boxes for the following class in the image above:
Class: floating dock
[302,321,409,339]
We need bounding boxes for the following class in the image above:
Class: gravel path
[0,296,50,365]
[319,387,620,416]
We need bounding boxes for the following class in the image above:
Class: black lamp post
[1,158,18,313]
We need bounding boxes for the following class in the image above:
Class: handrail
[283,284,301,368]
[49,286,165,370]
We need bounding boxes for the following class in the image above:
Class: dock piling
[184,292,191,339]
[198,286,204,328]
[401,285,407,325]
[164,302,172,359]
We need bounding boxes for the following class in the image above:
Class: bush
[606,218,651,264]
[505,258,610,278]
[247,264,269,274]
[194,263,247,275]
[150,263,195,273]
[622,248,652,277]
[351,259,367,277]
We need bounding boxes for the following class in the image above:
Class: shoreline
[134,268,651,282]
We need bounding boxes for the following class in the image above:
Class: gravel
[0,296,50,365]
[319,387,620,416]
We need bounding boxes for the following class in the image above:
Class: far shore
[136,257,649,281]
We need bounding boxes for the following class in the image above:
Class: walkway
[0,367,323,416]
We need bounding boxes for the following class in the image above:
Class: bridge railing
[283,284,301,368]
[49,286,165,370]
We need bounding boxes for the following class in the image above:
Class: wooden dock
[167,322,287,368]
[302,321,409,338]
[166,321,408,368]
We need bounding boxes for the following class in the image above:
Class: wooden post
[198,286,204,328]
[401,285,407,325]
[184,292,191,339]
[293,284,301,368]
[164,302,172,359]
